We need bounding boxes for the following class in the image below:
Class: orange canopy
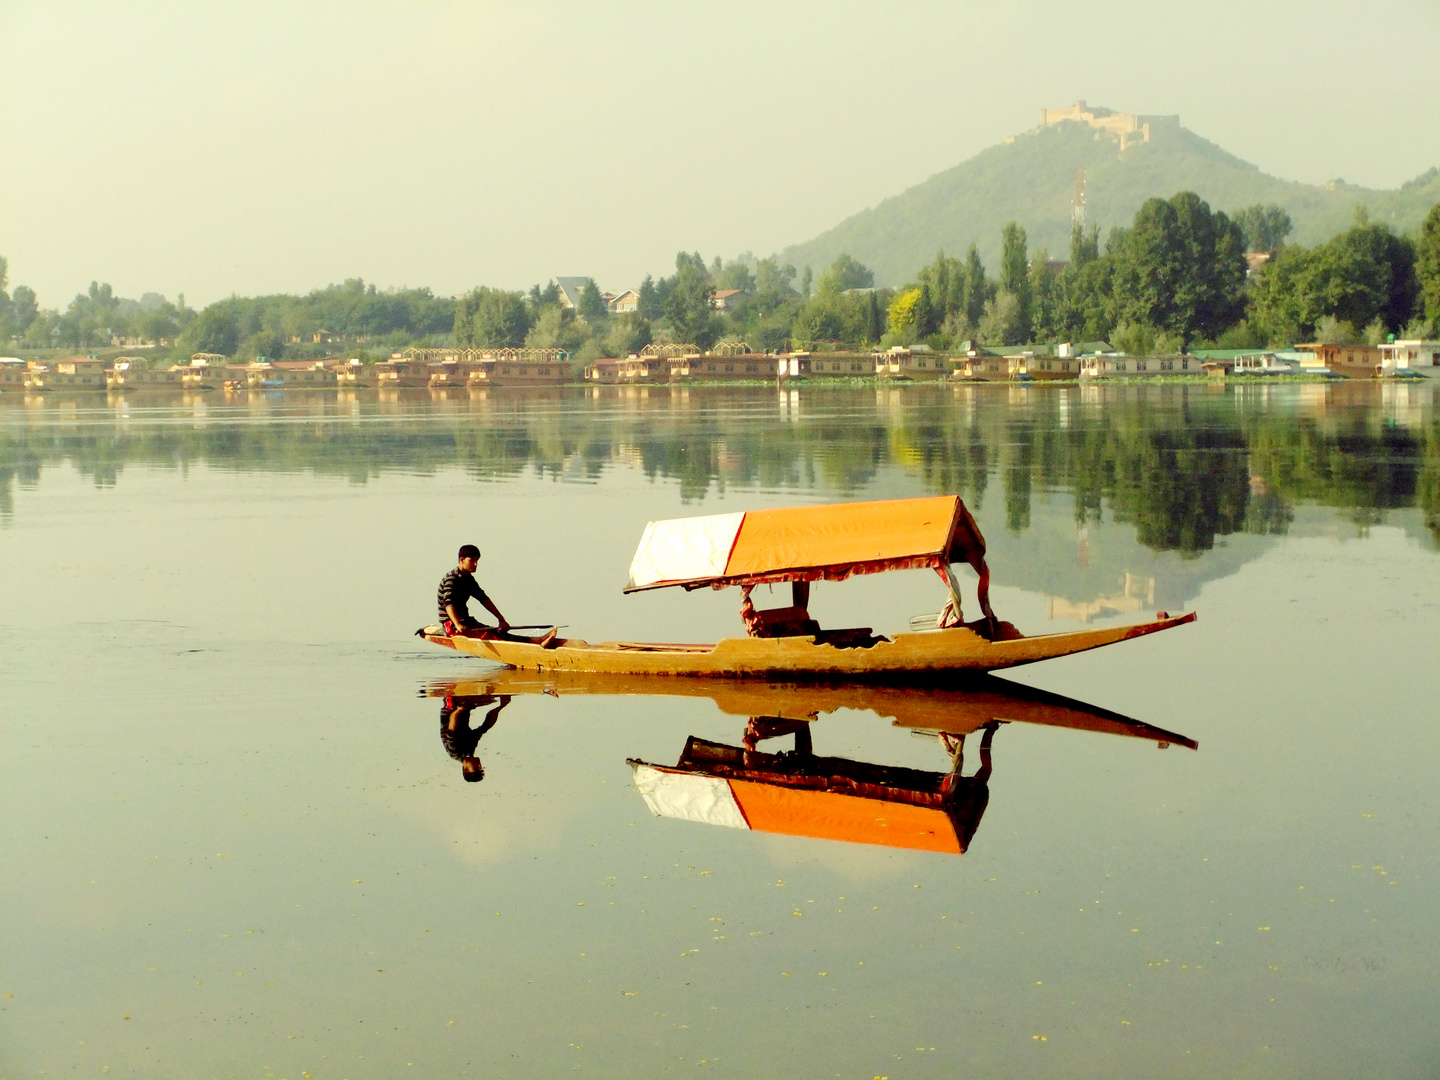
[727,779,964,854]
[624,495,987,593]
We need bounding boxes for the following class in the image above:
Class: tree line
[4,196,1439,365]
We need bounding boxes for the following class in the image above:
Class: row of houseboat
[5,339,1437,394]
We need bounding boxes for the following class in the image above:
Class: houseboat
[1378,339,1440,379]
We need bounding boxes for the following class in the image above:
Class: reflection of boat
[424,671,1195,855]
[425,669,1197,746]
[422,496,1195,677]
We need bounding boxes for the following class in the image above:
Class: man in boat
[438,544,511,638]
[440,692,510,782]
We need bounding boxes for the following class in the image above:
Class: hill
[780,108,1440,286]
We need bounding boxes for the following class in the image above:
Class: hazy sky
[2,0,1438,308]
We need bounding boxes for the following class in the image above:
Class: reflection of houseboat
[1378,339,1440,379]
[424,495,1195,677]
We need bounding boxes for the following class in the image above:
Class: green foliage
[1234,204,1293,252]
[665,256,718,348]
[455,287,531,348]
[817,254,874,296]
[1106,193,1246,347]
[525,306,586,352]
[1249,215,1420,343]
[577,277,609,326]
[1000,222,1032,342]
[184,305,241,356]
[978,291,1023,346]
[1415,203,1440,335]
[1313,315,1359,345]
[636,275,663,320]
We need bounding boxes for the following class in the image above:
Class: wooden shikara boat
[422,495,1195,678]
[425,671,1196,855]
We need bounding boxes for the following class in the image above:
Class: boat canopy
[630,761,967,854]
[624,495,987,593]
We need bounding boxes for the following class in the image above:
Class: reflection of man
[940,722,998,852]
[438,544,510,638]
[440,694,510,782]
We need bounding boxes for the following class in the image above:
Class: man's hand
[498,618,511,631]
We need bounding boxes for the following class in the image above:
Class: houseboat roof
[624,495,986,593]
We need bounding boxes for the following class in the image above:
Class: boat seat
[749,605,822,639]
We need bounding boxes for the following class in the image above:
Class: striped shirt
[437,568,489,627]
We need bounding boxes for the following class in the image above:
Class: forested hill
[781,116,1440,286]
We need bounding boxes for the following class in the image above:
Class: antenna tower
[1072,167,1087,227]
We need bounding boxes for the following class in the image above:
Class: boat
[421,495,1195,677]
[424,671,1196,855]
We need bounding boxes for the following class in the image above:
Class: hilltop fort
[1035,101,1181,150]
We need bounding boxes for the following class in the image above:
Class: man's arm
[445,602,466,628]
[477,590,509,630]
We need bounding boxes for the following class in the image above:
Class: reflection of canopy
[624,495,987,593]
[630,737,981,854]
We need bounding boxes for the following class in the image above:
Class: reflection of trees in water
[3,385,1437,552]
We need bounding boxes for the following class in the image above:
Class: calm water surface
[2,383,1438,1079]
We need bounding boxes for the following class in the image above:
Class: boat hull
[425,612,1196,678]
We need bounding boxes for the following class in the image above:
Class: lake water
[2,381,1437,1079]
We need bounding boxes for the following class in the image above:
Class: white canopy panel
[626,511,744,591]
[630,763,748,829]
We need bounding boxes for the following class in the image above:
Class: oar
[506,624,568,630]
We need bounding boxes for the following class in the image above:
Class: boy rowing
[437,544,511,638]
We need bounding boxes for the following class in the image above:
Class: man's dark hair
[458,544,480,560]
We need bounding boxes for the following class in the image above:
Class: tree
[637,275,663,320]
[577,277,609,326]
[1305,213,1418,334]
[978,291,1024,346]
[455,287,531,347]
[665,257,717,347]
[886,288,921,340]
[10,285,36,332]
[1234,204,1293,253]
[1108,192,1246,347]
[1413,202,1440,335]
[801,266,812,299]
[185,305,241,355]
[818,253,874,295]
[962,244,989,330]
[1028,249,1063,341]
[999,222,1032,341]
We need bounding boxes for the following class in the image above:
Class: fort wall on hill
[1037,101,1181,150]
